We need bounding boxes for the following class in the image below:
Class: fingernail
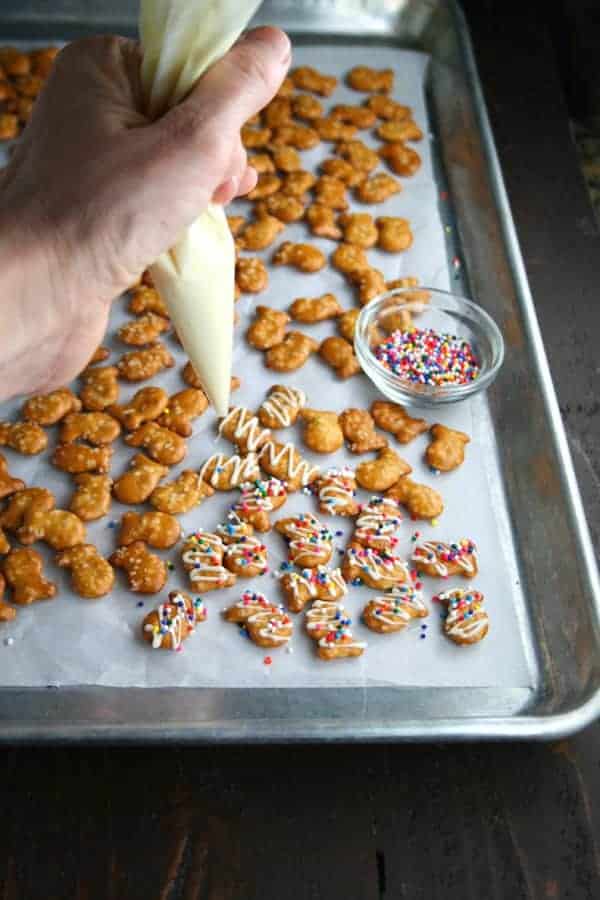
[240,27,291,64]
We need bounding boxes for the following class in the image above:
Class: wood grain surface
[1,2,600,898]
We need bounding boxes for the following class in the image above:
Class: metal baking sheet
[0,0,598,740]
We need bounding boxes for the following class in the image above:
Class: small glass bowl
[354,287,505,406]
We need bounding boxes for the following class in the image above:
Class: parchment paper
[0,45,537,689]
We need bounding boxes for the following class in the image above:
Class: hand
[0,27,290,398]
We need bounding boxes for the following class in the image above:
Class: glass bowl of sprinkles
[354,287,504,406]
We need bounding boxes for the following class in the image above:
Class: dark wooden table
[2,3,600,898]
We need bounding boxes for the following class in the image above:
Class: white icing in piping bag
[139,0,262,415]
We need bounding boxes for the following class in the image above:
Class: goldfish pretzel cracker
[342,543,409,590]
[113,454,168,504]
[110,542,168,594]
[305,599,366,661]
[0,454,25,500]
[245,173,282,201]
[275,513,334,568]
[349,267,387,306]
[219,407,271,454]
[118,511,181,550]
[371,401,429,444]
[125,422,187,466]
[258,386,306,430]
[231,478,287,532]
[56,544,114,599]
[279,566,347,613]
[156,389,208,437]
[363,585,428,634]
[69,474,112,522]
[224,535,268,578]
[336,140,379,174]
[117,343,175,382]
[117,313,170,347]
[379,143,422,177]
[426,425,470,472]
[385,476,444,521]
[353,496,403,552]
[319,336,361,379]
[272,241,326,273]
[2,548,56,605]
[149,591,206,646]
[377,119,423,143]
[247,306,290,351]
[108,386,168,431]
[128,285,169,318]
[22,388,81,425]
[339,408,387,454]
[237,213,284,251]
[291,93,323,120]
[52,444,112,474]
[236,257,269,294]
[331,242,370,275]
[337,212,378,249]
[228,212,248,233]
[79,365,119,411]
[181,530,236,592]
[366,95,410,120]
[18,506,86,550]
[59,411,120,445]
[0,422,47,455]
[437,588,489,645]
[142,591,206,651]
[265,332,319,372]
[347,65,394,93]
[356,447,411,492]
[259,442,319,492]
[330,104,377,128]
[271,123,320,150]
[321,157,366,188]
[270,144,302,173]
[200,453,260,491]
[255,193,305,224]
[316,467,359,517]
[241,125,272,148]
[0,488,55,533]
[289,293,343,323]
[150,470,213,515]
[279,170,317,197]
[314,117,359,142]
[225,590,293,648]
[314,175,349,210]
[305,203,342,240]
[412,539,478,579]
[356,173,401,204]
[291,65,337,96]
[299,409,344,454]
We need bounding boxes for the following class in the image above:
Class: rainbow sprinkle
[374,326,480,386]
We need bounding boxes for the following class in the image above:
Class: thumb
[174,26,290,135]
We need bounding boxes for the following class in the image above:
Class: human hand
[0,27,290,398]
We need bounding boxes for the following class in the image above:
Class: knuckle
[233,45,273,95]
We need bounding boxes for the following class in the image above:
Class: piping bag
[139,0,263,416]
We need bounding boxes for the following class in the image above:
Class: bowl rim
[354,285,505,403]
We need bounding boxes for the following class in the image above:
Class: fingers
[212,165,257,204]
[236,165,258,198]
[175,27,291,137]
